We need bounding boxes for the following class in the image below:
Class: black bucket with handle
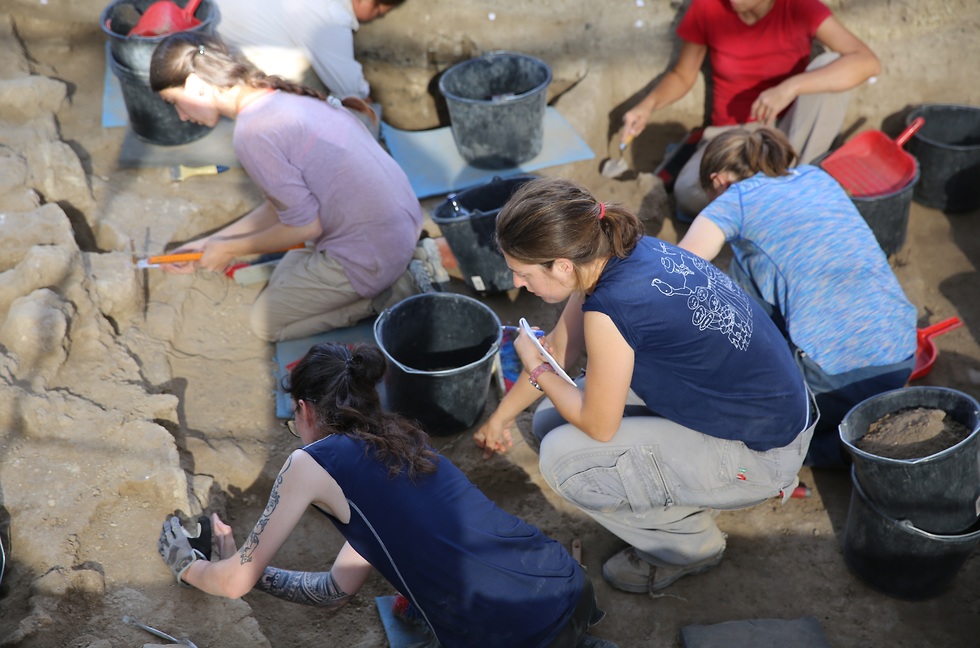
[438,51,552,169]
[839,386,980,535]
[374,293,502,436]
[843,467,980,600]
[905,104,980,212]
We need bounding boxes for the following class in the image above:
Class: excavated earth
[1,1,979,646]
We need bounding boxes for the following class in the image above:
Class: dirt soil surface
[859,407,971,460]
[2,1,980,647]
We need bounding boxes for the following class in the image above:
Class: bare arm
[473,294,587,457]
[752,15,880,124]
[621,41,707,144]
[180,451,350,599]
[531,311,634,442]
[163,200,322,273]
[677,215,727,262]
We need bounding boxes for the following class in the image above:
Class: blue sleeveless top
[584,236,809,451]
[303,434,581,647]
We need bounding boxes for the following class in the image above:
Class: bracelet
[528,363,555,391]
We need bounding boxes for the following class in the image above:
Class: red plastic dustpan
[909,316,963,381]
[820,117,924,197]
[129,0,202,37]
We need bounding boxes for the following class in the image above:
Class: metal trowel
[600,134,634,178]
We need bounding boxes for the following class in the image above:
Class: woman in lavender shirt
[150,32,422,342]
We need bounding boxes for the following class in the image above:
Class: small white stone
[635,19,644,28]
[488,12,496,21]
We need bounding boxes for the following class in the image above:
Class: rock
[0,244,79,316]
[30,567,105,597]
[85,251,144,332]
[0,76,67,122]
[31,569,72,596]
[0,146,28,193]
[0,287,75,389]
[0,203,77,271]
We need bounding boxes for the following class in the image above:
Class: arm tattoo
[241,456,292,565]
[255,567,352,608]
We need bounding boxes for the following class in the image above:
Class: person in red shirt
[621,0,879,219]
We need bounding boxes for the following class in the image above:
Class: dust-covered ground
[1,0,980,646]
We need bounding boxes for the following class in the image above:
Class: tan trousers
[674,52,850,219]
[249,247,416,342]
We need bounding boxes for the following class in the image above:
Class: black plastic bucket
[905,104,980,212]
[101,0,219,73]
[849,164,918,256]
[815,152,918,257]
[839,386,980,534]
[373,293,502,435]
[438,51,552,169]
[843,467,980,600]
[109,54,212,145]
[431,175,536,293]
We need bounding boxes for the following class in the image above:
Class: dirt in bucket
[857,407,972,460]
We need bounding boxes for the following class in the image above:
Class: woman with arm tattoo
[158,343,617,647]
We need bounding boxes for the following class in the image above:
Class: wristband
[177,549,206,588]
[528,363,555,391]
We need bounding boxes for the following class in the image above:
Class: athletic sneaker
[602,546,723,594]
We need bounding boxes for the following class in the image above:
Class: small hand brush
[170,164,229,182]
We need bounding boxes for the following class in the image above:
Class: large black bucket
[839,386,980,534]
[814,152,918,257]
[109,54,212,145]
[374,293,502,435]
[843,467,980,600]
[101,0,219,73]
[905,104,980,212]
[849,165,918,256]
[431,175,536,294]
[438,51,552,169]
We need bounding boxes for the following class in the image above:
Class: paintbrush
[170,164,229,182]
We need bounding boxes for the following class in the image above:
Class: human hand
[158,516,206,585]
[211,513,238,560]
[159,240,206,275]
[473,416,514,459]
[195,239,239,274]
[750,83,796,126]
[621,104,653,144]
[514,327,551,374]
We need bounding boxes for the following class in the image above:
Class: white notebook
[519,318,577,386]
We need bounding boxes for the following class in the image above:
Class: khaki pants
[249,247,416,342]
[535,383,815,567]
[674,52,850,219]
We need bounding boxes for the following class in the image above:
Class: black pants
[547,565,607,648]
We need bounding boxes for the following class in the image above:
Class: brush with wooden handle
[170,164,229,182]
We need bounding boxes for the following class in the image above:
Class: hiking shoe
[602,546,723,594]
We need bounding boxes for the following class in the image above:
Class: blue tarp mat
[381,107,594,199]
[272,318,378,419]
